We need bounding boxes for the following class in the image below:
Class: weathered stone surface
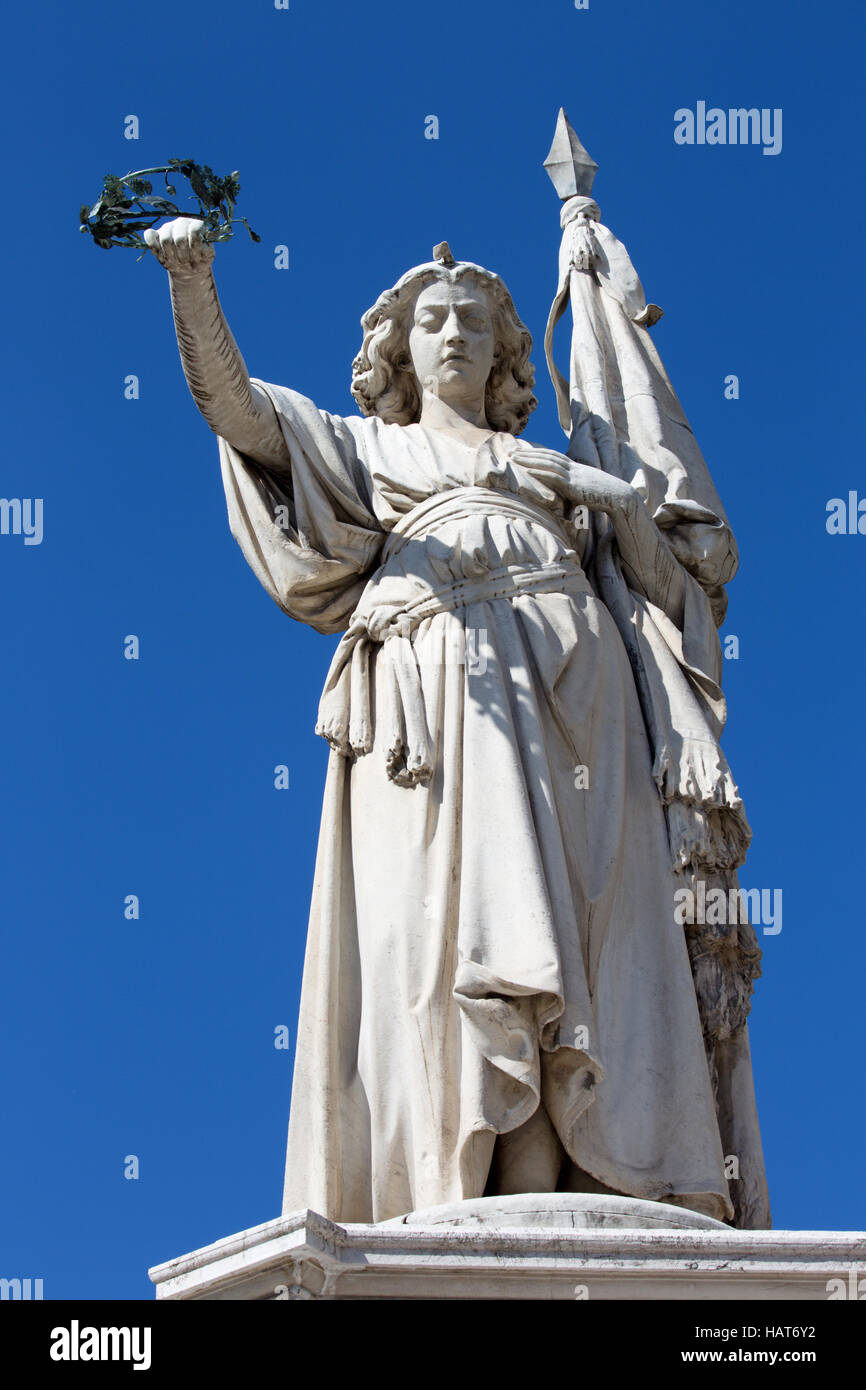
[149,1198,866,1302]
[145,112,770,1240]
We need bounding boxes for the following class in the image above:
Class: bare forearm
[144,217,289,467]
[168,267,288,465]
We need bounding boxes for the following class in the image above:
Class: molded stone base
[149,1195,866,1300]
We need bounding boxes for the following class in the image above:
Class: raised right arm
[144,217,290,468]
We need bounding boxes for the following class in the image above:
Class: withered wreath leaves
[80,157,262,257]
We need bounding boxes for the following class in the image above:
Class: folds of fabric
[283,571,733,1224]
[218,381,384,634]
[217,382,766,1228]
[544,197,770,1227]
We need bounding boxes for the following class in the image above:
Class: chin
[439,365,474,383]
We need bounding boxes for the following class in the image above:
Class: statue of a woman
[146,216,769,1229]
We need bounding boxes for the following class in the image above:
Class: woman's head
[351,255,537,435]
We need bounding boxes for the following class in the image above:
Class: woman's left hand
[511,445,686,620]
[510,445,638,518]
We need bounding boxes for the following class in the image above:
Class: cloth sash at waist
[315,486,584,786]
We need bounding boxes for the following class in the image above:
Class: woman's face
[408,279,497,409]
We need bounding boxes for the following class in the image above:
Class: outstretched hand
[144,217,215,273]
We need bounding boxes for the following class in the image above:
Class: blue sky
[1,0,863,1299]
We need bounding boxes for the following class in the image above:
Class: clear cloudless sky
[0,0,863,1299]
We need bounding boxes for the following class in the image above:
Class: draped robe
[219,379,762,1227]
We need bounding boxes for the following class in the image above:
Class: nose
[442,308,465,344]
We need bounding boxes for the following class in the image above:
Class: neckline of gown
[410,422,503,455]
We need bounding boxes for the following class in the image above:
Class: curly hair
[351,261,537,436]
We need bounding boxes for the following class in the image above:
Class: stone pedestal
[148,1195,866,1300]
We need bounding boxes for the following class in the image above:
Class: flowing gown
[219,380,737,1225]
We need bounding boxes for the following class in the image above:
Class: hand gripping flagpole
[543,109,663,481]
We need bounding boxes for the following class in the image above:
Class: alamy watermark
[674,882,782,935]
[826,491,866,535]
[0,498,43,545]
[826,1270,866,1300]
[1,1277,43,1300]
[410,626,488,675]
[50,1322,151,1370]
[675,103,782,156]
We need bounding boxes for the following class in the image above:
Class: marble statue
[145,112,770,1230]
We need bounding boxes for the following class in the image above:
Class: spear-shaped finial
[543,108,598,199]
